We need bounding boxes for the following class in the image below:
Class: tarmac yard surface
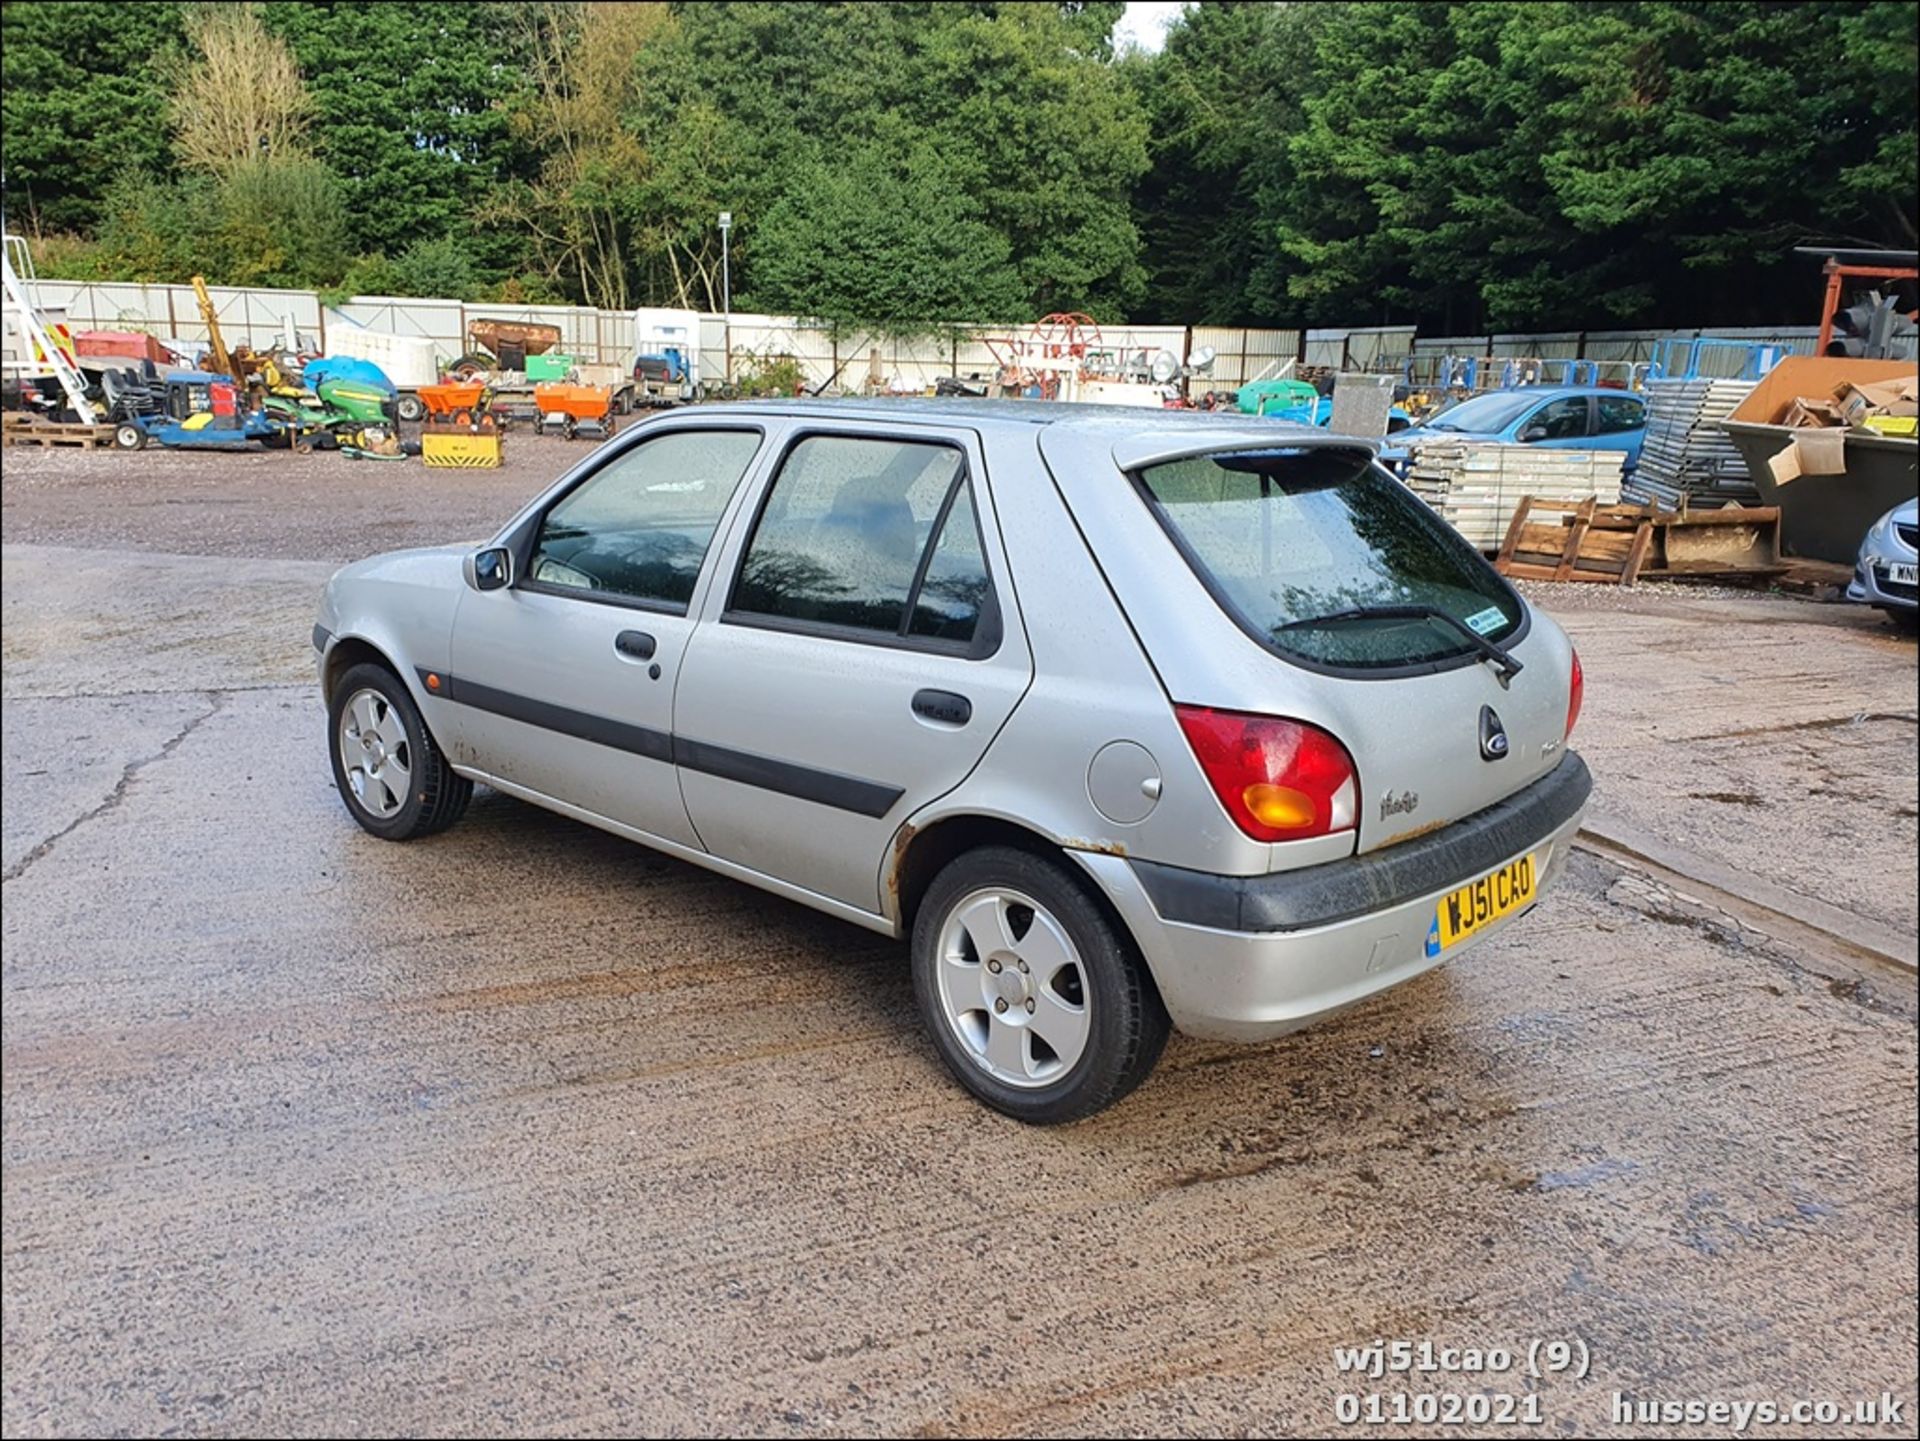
[3,439,1916,1437]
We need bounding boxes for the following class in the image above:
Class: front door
[445,424,769,848]
[1516,394,1595,451]
[672,424,1033,913]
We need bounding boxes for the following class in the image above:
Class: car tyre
[912,845,1169,1123]
[327,661,471,840]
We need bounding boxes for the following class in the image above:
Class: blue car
[1382,386,1647,474]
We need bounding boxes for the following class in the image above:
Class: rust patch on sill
[1063,837,1129,858]
[1375,818,1449,849]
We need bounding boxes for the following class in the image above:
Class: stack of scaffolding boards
[1404,441,1626,551]
[1623,376,1760,509]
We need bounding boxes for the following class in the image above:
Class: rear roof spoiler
[1110,428,1382,473]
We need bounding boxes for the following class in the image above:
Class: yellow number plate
[1426,853,1538,956]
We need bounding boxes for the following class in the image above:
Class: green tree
[390,235,479,301]
[1129,1,1330,323]
[639,2,1147,318]
[1139,0,1919,330]
[746,144,1027,336]
[0,2,184,233]
[261,2,528,267]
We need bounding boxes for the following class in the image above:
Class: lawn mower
[108,370,277,450]
[258,356,403,457]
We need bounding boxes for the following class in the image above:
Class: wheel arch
[322,633,405,700]
[887,812,1144,961]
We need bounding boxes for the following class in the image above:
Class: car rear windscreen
[1133,447,1524,671]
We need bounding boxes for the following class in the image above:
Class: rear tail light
[1566,648,1584,740]
[1174,705,1358,842]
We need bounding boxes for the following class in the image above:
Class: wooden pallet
[1,415,117,449]
[1496,498,1656,584]
[1496,496,1785,586]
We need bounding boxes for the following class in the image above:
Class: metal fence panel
[0,271,1839,391]
[6,279,320,359]
[1190,327,1302,388]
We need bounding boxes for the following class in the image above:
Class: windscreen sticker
[1465,606,1508,635]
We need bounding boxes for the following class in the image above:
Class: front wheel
[114,422,146,450]
[912,846,1169,1123]
[327,662,471,840]
[395,394,425,423]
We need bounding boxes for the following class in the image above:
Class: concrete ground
[3,438,1916,1438]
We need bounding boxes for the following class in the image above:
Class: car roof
[1460,385,1631,400]
[692,395,1328,438]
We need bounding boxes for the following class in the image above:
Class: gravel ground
[3,436,1915,1437]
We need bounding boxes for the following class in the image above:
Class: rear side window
[1134,447,1524,672]
[530,429,762,608]
[730,434,994,649]
[1596,395,1645,434]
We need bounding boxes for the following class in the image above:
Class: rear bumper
[1079,751,1592,1042]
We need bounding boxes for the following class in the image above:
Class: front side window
[730,434,991,647]
[1596,395,1645,434]
[1134,447,1523,671]
[529,429,763,608]
[1522,396,1591,440]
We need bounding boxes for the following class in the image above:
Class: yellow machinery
[421,431,503,468]
[191,275,246,389]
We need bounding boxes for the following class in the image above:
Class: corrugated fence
[4,277,1822,391]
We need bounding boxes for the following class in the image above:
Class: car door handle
[614,629,656,661]
[911,689,971,726]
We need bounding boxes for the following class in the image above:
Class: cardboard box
[1834,375,1919,427]
[1726,356,1919,426]
[1783,396,1846,428]
[1768,426,1849,484]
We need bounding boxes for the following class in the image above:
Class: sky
[1115,1,1186,54]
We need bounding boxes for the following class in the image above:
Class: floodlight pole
[719,210,733,383]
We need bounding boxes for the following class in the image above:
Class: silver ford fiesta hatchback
[314,401,1591,1122]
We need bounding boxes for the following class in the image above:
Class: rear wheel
[912,846,1169,1123]
[327,662,471,840]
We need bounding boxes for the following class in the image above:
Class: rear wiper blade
[1273,604,1524,685]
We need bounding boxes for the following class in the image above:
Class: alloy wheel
[935,887,1091,1087]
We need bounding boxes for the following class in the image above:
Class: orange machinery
[532,383,615,440]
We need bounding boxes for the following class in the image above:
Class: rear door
[673,422,1032,912]
[1593,392,1647,468]
[444,423,770,848]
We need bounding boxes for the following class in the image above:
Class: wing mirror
[1518,424,1549,443]
[465,545,514,591]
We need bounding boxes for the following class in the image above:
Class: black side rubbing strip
[419,667,672,764]
[1132,750,1593,933]
[421,668,903,817]
[672,736,903,819]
